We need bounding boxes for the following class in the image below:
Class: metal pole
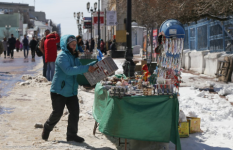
[91,13,93,40]
[151,27,153,63]
[105,8,107,48]
[126,0,132,60]
[98,0,100,49]
[123,0,135,77]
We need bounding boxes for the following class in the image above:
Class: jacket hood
[60,35,76,53]
[46,34,56,39]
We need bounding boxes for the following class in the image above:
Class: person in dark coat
[85,40,89,51]
[110,39,116,51]
[30,36,38,60]
[91,38,95,52]
[8,34,16,59]
[22,35,29,59]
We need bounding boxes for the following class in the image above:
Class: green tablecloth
[93,83,181,150]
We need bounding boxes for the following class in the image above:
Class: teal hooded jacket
[50,35,93,97]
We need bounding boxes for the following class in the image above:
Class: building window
[197,25,207,50]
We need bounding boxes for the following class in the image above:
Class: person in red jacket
[15,39,21,52]
[44,31,60,81]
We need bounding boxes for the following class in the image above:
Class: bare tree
[117,0,233,27]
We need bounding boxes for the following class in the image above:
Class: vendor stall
[90,19,185,150]
[93,83,181,150]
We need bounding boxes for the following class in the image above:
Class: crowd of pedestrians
[0,33,39,60]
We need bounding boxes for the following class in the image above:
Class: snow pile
[179,110,187,122]
[179,87,233,148]
[19,75,50,87]
[226,95,233,102]
[218,87,233,96]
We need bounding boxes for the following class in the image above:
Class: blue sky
[2,0,99,35]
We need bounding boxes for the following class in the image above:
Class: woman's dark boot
[67,135,85,143]
[42,128,51,140]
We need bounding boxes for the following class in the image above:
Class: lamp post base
[123,48,135,77]
[123,59,135,77]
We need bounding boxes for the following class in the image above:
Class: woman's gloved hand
[88,66,95,73]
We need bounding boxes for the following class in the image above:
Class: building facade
[0,13,23,40]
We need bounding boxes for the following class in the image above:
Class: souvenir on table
[149,31,184,95]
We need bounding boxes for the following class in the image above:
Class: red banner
[93,16,104,25]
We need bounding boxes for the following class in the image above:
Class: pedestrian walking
[2,38,8,59]
[22,35,29,59]
[39,29,50,78]
[8,34,16,59]
[110,39,117,51]
[75,36,84,52]
[7,38,10,57]
[20,42,23,51]
[44,31,60,81]
[100,39,106,55]
[42,35,95,143]
[91,38,95,52]
[85,40,89,51]
[0,40,3,56]
[15,39,21,52]
[29,36,37,60]
[108,40,112,50]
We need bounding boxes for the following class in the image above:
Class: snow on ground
[170,71,233,150]
[174,87,233,150]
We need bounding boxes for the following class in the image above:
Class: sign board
[106,11,117,26]
[153,29,157,48]
[116,30,126,43]
[83,17,92,21]
[84,21,92,29]
[169,29,177,35]
[84,57,118,86]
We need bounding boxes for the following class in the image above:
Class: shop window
[197,25,207,50]
[210,24,222,36]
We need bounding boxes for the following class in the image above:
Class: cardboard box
[187,117,201,133]
[178,122,189,138]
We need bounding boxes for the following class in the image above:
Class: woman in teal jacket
[42,35,95,143]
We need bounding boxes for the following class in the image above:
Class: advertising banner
[93,12,104,26]
[84,21,92,29]
[106,11,117,26]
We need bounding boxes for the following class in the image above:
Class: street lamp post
[5,25,11,38]
[87,2,97,50]
[74,12,83,36]
[123,0,135,77]
[97,0,100,49]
